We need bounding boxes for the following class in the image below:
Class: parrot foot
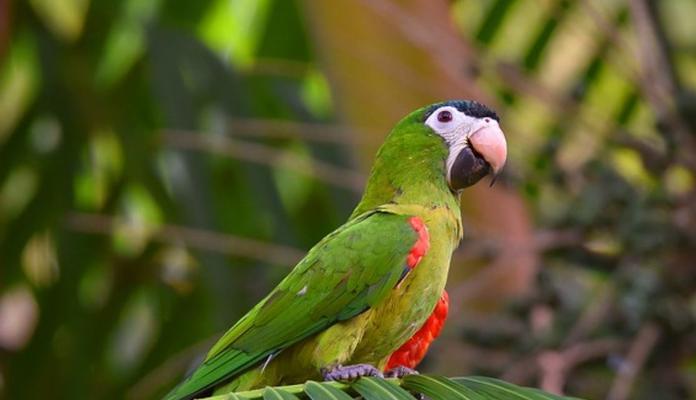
[384,366,419,378]
[322,364,384,381]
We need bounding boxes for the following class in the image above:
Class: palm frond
[198,375,582,400]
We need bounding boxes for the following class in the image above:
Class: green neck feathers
[350,111,461,218]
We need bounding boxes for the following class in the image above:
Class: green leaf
[224,393,249,400]
[28,0,90,41]
[402,375,483,400]
[304,380,353,400]
[453,376,580,400]
[262,386,300,400]
[351,377,414,400]
[202,375,585,400]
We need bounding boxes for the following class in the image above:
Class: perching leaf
[402,374,484,400]
[207,375,585,400]
[224,393,249,400]
[345,377,413,400]
[453,376,580,400]
[304,380,353,400]
[262,386,300,400]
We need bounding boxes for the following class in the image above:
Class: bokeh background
[2,0,696,399]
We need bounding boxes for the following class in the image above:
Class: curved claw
[322,364,384,381]
[384,366,419,378]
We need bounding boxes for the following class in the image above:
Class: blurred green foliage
[1,0,696,399]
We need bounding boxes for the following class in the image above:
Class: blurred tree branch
[607,323,660,400]
[227,117,367,145]
[162,130,366,192]
[630,0,696,171]
[64,212,306,266]
[503,338,624,392]
[538,339,625,395]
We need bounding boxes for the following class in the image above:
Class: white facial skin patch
[424,106,501,184]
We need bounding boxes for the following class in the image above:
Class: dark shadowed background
[1,0,696,399]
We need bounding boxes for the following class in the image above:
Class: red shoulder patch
[406,217,430,270]
[385,290,449,370]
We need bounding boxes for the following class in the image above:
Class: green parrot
[165,100,507,400]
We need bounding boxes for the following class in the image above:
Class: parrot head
[422,100,507,191]
[353,100,507,216]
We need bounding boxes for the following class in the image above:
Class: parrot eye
[437,110,452,123]
[424,105,465,135]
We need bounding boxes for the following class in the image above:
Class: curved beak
[468,119,507,177]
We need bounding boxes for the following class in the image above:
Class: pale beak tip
[469,122,507,184]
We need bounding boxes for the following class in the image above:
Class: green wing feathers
[165,210,420,400]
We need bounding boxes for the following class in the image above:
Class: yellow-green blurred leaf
[94,0,161,88]
[29,0,90,42]
[21,231,60,288]
[197,0,271,66]
[0,32,39,144]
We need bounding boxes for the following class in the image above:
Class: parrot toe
[384,365,419,378]
[322,364,384,381]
